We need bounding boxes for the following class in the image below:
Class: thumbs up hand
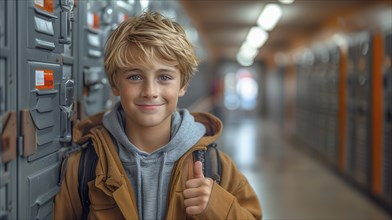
[183,161,214,216]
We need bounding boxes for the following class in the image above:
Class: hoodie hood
[100,102,206,220]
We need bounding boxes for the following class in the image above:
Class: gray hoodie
[102,103,206,220]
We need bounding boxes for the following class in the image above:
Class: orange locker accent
[34,0,54,14]
[93,13,100,30]
[35,69,54,90]
[338,48,347,171]
[371,33,383,195]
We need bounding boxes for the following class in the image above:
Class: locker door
[0,1,17,219]
[383,28,392,205]
[75,0,114,118]
[16,0,75,219]
[325,45,340,165]
[346,37,357,174]
[347,32,373,187]
[354,33,373,187]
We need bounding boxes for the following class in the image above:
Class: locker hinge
[1,111,17,163]
[18,136,23,157]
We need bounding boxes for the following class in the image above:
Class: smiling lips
[136,104,164,111]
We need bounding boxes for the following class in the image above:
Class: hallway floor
[215,114,391,220]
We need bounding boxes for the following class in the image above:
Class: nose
[141,80,158,99]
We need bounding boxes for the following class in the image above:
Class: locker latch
[60,79,74,142]
[59,0,75,44]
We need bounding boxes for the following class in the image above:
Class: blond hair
[104,11,198,88]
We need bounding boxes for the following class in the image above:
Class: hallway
[216,114,390,220]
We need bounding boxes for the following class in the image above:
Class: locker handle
[20,109,37,157]
[34,89,58,96]
[34,7,58,19]
[35,186,60,207]
[1,111,17,163]
[86,26,99,35]
[35,39,55,50]
[59,11,71,44]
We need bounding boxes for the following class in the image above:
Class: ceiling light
[257,4,282,31]
[239,42,259,58]
[246,27,269,48]
[278,0,295,4]
[237,53,254,66]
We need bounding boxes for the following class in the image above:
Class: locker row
[285,26,392,209]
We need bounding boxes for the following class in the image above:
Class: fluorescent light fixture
[236,51,255,67]
[257,4,282,31]
[279,0,295,4]
[246,27,269,48]
[239,42,259,59]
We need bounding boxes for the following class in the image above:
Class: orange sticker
[93,13,100,29]
[34,0,54,14]
[35,70,54,90]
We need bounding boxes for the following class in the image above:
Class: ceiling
[179,0,388,64]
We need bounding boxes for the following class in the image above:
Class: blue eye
[128,75,142,80]
[159,75,172,81]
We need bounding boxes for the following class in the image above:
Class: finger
[186,206,204,216]
[185,178,202,188]
[193,161,204,178]
[183,186,212,199]
[184,197,207,207]
[183,188,200,199]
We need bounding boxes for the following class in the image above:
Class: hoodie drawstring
[135,154,143,219]
[157,152,168,219]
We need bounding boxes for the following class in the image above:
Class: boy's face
[112,56,186,129]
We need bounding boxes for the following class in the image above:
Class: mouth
[136,104,164,111]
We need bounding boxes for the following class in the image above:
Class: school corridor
[216,111,390,220]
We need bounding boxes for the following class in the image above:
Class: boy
[54,11,262,219]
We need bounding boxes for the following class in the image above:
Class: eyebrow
[157,68,177,73]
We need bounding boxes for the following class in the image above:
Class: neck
[125,118,172,153]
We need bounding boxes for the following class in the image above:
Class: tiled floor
[216,113,391,220]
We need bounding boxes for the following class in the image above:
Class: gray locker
[16,0,76,219]
[325,45,340,165]
[383,28,392,205]
[0,0,17,219]
[346,32,373,187]
[74,0,114,117]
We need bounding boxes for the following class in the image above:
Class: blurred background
[0,0,391,219]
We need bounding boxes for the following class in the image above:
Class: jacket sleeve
[53,151,83,220]
[198,152,262,220]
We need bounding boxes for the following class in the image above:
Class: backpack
[77,141,222,220]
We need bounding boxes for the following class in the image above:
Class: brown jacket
[54,111,262,219]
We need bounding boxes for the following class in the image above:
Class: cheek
[162,89,182,101]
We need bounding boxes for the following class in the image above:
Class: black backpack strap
[78,141,98,220]
[58,145,82,187]
[193,143,222,184]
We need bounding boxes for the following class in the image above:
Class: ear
[178,85,187,97]
[112,87,120,96]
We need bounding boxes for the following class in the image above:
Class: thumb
[193,161,204,178]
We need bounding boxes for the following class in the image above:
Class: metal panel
[325,44,340,164]
[16,0,76,219]
[74,0,115,118]
[0,0,17,219]
[346,32,373,187]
